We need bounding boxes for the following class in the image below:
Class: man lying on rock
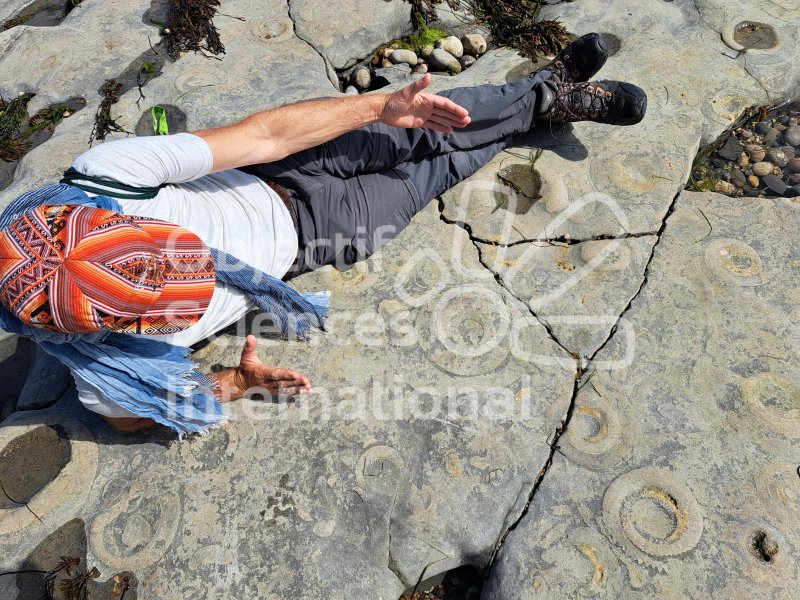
[0,34,645,435]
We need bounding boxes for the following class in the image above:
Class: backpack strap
[60,167,164,200]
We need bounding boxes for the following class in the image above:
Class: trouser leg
[244,71,550,186]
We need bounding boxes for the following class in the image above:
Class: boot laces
[552,82,613,121]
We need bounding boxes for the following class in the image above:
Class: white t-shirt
[68,133,299,417]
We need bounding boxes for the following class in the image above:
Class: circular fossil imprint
[734,21,779,50]
[249,18,293,43]
[0,416,98,535]
[754,464,800,520]
[603,467,704,557]
[742,373,800,438]
[704,238,764,284]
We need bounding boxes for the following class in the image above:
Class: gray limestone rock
[484,193,800,598]
[288,0,413,70]
[390,49,418,67]
[373,64,412,86]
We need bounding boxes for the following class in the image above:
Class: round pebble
[745,144,765,162]
[739,129,753,140]
[383,48,394,59]
[428,48,462,74]
[351,66,371,91]
[784,125,800,146]
[779,145,796,158]
[752,161,774,176]
[436,36,464,58]
[382,58,393,68]
[766,148,789,167]
[790,173,800,184]
[747,175,760,187]
[762,173,788,195]
[344,85,359,96]
[413,63,428,75]
[390,49,418,66]
[459,55,477,69]
[461,33,487,56]
[715,180,736,194]
[755,120,772,135]
[421,45,434,58]
[737,154,749,169]
[786,185,800,197]
[762,128,779,147]
[786,158,800,173]
[730,168,747,188]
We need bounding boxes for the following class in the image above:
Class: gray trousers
[244,71,549,277]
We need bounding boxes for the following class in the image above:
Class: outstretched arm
[193,74,471,172]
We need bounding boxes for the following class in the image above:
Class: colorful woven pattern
[0,204,215,334]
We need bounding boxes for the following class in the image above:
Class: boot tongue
[534,80,558,115]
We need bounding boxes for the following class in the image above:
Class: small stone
[373,64,412,85]
[413,63,428,75]
[737,154,749,169]
[779,145,796,159]
[745,144,765,162]
[371,56,379,66]
[382,58,393,68]
[775,123,788,132]
[785,158,800,173]
[351,66,371,91]
[716,137,743,161]
[747,175,760,188]
[790,172,800,184]
[779,114,790,124]
[344,85,359,96]
[163,27,171,34]
[714,180,736,194]
[739,129,753,140]
[784,125,800,146]
[752,161,774,176]
[762,173,788,195]
[762,128,779,147]
[421,45,434,58]
[461,33,487,56]
[730,168,747,188]
[383,48,394,59]
[765,148,788,168]
[786,185,800,197]
[754,120,771,134]
[459,55,477,69]
[390,49,418,66]
[435,36,464,58]
[428,48,462,74]
[746,188,760,197]
[390,42,399,49]
[62,111,70,118]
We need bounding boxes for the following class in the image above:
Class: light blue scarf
[0,183,328,435]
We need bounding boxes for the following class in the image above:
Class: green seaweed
[0,94,74,161]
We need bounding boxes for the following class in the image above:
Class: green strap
[152,105,169,136]
[60,167,164,200]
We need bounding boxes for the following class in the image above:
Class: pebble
[435,36,464,58]
[762,128,779,147]
[421,45,434,58]
[716,137,743,160]
[746,189,760,197]
[459,55,477,69]
[351,66,371,91]
[373,64,412,84]
[762,173,788,195]
[747,175,760,187]
[730,168,747,188]
[779,145,796,159]
[382,58,393,68]
[765,148,788,168]
[428,48,462,73]
[752,161,774,176]
[737,154,749,169]
[739,129,753,140]
[784,125,800,146]
[787,185,800,197]
[390,49,418,66]
[413,63,428,75]
[461,33,487,56]
[715,180,736,194]
[383,48,394,59]
[775,123,788,132]
[786,157,800,173]
[745,144,765,162]
[344,85,359,95]
[755,120,772,135]
[790,172,800,184]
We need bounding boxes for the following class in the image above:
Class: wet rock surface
[0,0,799,597]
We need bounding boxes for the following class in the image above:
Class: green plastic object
[151,105,169,135]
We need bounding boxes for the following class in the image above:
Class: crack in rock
[285,0,340,90]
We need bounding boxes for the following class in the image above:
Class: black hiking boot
[541,33,608,83]
[535,79,647,126]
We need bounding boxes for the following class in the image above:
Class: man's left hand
[381,74,471,133]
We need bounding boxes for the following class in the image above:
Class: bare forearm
[194,93,387,172]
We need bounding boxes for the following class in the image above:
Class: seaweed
[164,0,225,60]
[0,94,76,161]
[89,80,127,144]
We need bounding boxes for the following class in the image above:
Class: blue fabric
[0,183,328,435]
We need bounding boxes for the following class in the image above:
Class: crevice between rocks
[479,187,683,580]
[285,0,340,90]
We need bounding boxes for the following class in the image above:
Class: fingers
[431,107,471,127]
[404,73,431,97]
[239,334,258,362]
[430,94,469,118]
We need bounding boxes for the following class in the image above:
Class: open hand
[381,73,471,133]
[213,335,313,401]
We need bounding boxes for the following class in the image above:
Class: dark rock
[765,148,789,167]
[779,145,796,158]
[762,128,779,147]
[730,168,747,188]
[784,125,800,146]
[786,185,800,197]
[716,137,743,160]
[762,173,788,195]
[428,48,462,74]
[710,157,728,169]
[372,64,412,86]
[459,55,477,69]
[754,120,772,135]
[746,189,760,197]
